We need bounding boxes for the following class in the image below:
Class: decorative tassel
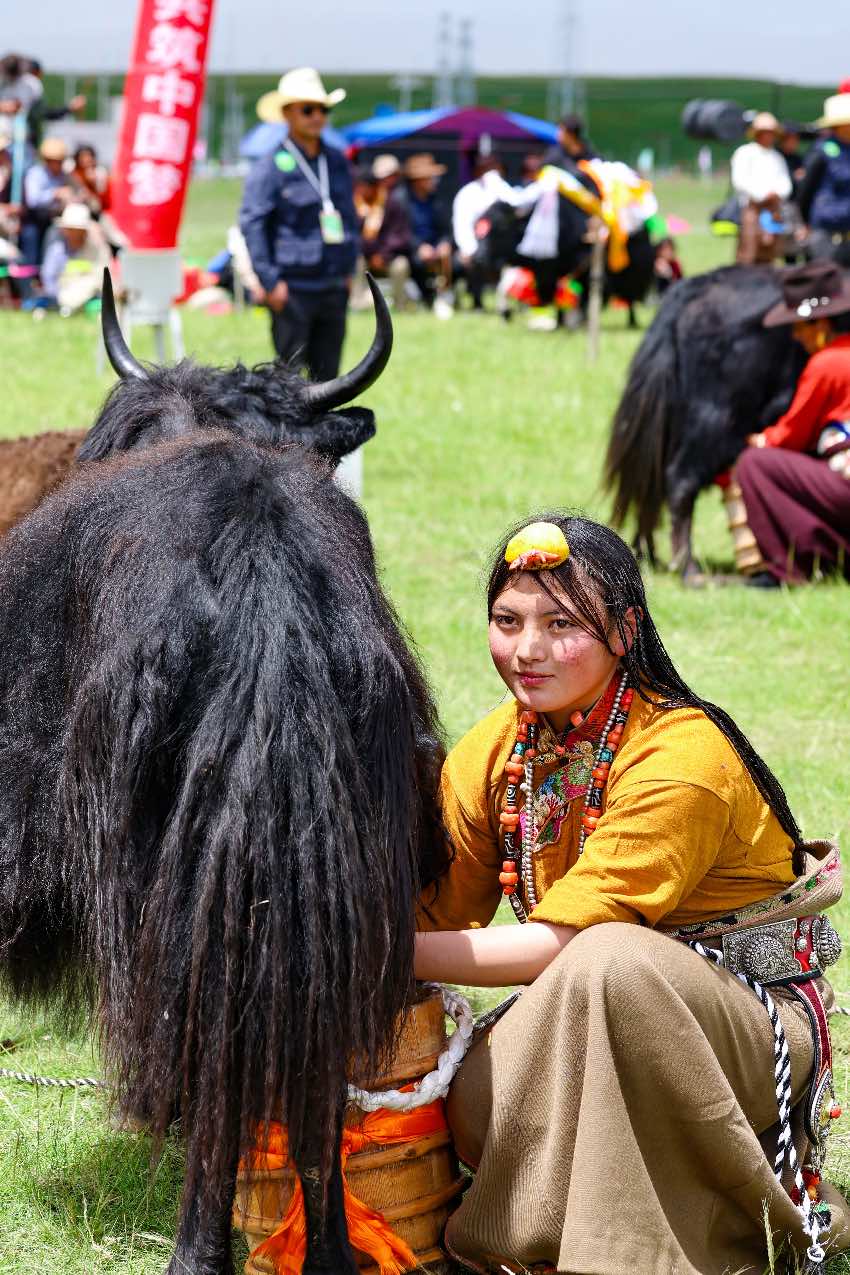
[246,1091,448,1275]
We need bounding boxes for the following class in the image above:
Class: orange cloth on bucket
[245,1088,449,1275]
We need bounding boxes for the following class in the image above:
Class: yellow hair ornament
[504,521,570,572]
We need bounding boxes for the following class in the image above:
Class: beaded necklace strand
[499,671,634,924]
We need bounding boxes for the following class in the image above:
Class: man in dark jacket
[798,93,850,267]
[239,67,358,378]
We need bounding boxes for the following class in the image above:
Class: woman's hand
[414,921,578,987]
[747,432,768,448]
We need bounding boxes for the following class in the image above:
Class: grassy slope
[1,176,850,1273]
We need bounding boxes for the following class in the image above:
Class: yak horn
[302,274,392,412]
[101,269,148,381]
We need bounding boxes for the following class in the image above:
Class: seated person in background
[798,92,850,267]
[21,137,73,270]
[737,261,850,585]
[359,154,414,311]
[0,145,21,264]
[39,202,110,312]
[396,153,453,313]
[730,112,792,265]
[653,236,683,296]
[69,144,111,215]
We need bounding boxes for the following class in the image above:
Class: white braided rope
[347,985,474,1113]
[688,941,826,1266]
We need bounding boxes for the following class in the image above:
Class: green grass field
[1,176,850,1274]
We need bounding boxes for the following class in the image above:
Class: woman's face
[488,573,625,733]
[792,317,832,356]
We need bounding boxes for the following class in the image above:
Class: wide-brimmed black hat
[763,260,850,327]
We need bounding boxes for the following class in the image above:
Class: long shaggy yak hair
[0,429,448,1270]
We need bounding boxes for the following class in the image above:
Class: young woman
[738,259,850,585]
[416,514,847,1275]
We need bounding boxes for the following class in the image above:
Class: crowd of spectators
[0,51,114,313]
[730,90,850,266]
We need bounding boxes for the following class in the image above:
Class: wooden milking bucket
[723,478,766,574]
[233,989,465,1274]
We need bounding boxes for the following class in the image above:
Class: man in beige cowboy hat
[20,136,74,281]
[239,67,359,377]
[395,153,453,313]
[731,111,792,264]
[797,92,850,265]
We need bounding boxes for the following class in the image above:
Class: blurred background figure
[397,152,453,316]
[452,147,538,311]
[730,111,791,264]
[798,92,850,266]
[20,136,73,280]
[355,153,414,311]
[653,236,683,296]
[37,201,109,313]
[543,111,597,170]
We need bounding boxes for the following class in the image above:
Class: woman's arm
[414,921,578,987]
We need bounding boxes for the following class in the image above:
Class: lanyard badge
[283,140,346,245]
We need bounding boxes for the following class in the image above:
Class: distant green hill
[43,72,833,168]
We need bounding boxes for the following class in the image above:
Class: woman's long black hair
[486,512,802,846]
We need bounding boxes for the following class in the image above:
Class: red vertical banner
[111,0,216,249]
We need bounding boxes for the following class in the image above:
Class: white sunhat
[818,93,850,130]
[372,154,401,180]
[256,67,346,123]
[58,203,92,230]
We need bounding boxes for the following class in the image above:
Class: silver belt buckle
[721,918,804,985]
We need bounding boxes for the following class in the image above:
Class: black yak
[0,280,451,1275]
[605,264,806,574]
[0,271,383,535]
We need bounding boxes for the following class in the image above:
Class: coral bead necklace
[500,670,634,923]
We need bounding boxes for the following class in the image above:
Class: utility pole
[558,0,578,119]
[432,10,454,109]
[456,18,476,108]
[392,74,424,114]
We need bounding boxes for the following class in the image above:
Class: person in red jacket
[736,260,850,584]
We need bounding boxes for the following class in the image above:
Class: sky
[3,0,848,84]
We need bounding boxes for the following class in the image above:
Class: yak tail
[57,438,442,1206]
[604,299,680,556]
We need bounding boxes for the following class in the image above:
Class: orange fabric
[245,1089,449,1275]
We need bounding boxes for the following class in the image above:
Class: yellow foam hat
[505,522,570,572]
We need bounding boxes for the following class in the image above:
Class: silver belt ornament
[721,915,842,986]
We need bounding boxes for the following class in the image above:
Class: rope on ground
[0,1066,106,1090]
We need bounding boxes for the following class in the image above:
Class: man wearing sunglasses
[240,67,358,379]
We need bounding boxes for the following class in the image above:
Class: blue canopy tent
[340,105,558,186]
[239,120,347,160]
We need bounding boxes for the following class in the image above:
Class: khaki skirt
[445,923,850,1275]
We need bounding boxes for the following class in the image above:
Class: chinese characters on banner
[111,0,216,249]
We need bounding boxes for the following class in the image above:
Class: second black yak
[604,264,806,574]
